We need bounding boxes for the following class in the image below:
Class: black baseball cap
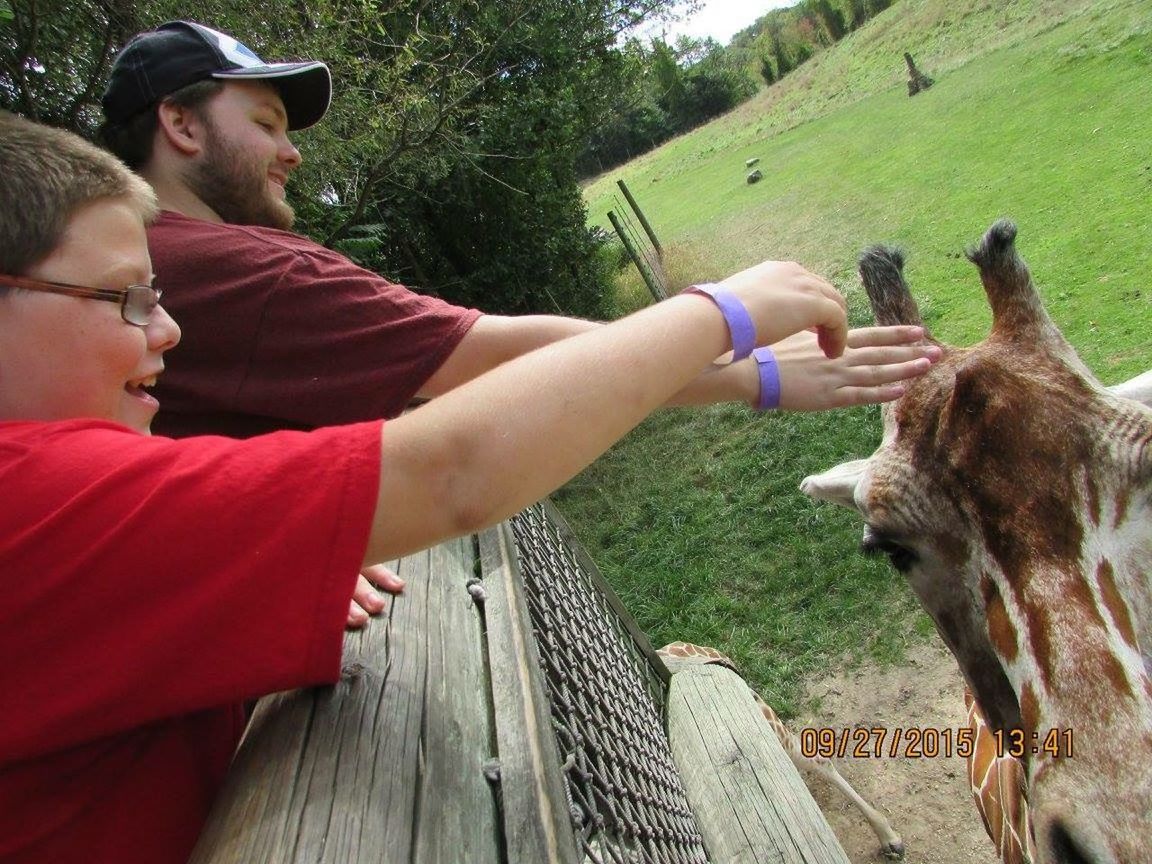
[102,21,331,130]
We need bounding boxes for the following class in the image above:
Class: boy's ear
[155,100,206,157]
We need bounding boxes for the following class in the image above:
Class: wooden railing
[190,513,848,864]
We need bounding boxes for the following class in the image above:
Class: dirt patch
[792,637,999,864]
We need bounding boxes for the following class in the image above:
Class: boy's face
[0,197,181,433]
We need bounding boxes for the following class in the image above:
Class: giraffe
[657,641,906,860]
[800,220,1152,864]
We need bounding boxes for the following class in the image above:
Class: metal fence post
[607,210,666,302]
[616,179,662,258]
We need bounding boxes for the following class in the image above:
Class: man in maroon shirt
[97,21,939,623]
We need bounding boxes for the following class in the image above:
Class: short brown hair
[97,79,224,170]
[0,111,157,277]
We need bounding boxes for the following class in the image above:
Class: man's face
[0,198,181,433]
[186,82,302,230]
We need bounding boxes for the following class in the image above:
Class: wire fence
[607,180,669,302]
[510,501,710,863]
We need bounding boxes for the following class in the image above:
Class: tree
[0,0,141,129]
[842,0,870,30]
[575,37,670,175]
[759,54,776,86]
[678,39,756,127]
[2,0,694,316]
[767,20,792,76]
[806,0,847,42]
[292,0,698,316]
[330,0,635,316]
[725,0,893,86]
[649,37,689,125]
[574,32,758,177]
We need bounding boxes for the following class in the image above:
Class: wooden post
[187,523,851,864]
[616,179,662,258]
[666,663,852,864]
[607,209,666,302]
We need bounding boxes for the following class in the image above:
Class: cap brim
[213,61,331,130]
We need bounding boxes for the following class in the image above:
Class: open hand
[773,325,940,410]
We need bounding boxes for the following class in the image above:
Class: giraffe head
[802,221,1152,864]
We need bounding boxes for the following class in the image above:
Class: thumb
[814,300,849,358]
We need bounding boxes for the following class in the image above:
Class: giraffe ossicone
[802,220,1152,864]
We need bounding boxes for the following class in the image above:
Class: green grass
[563,0,1152,715]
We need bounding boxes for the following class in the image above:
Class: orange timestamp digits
[800,726,979,759]
[798,726,1075,759]
[992,727,1074,759]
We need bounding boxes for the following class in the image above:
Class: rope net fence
[508,501,709,863]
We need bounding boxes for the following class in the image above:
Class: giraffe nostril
[1047,820,1097,864]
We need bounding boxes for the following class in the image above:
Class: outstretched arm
[419,314,935,411]
[416,314,600,399]
[365,260,848,565]
[352,301,934,624]
[771,326,938,410]
[666,325,938,410]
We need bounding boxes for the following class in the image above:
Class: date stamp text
[799,726,1074,759]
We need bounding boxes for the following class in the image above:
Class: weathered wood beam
[189,537,500,863]
[666,663,851,864]
[478,523,582,864]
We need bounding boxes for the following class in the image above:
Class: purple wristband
[683,283,756,362]
[753,346,781,411]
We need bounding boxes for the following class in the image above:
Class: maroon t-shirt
[148,211,482,437]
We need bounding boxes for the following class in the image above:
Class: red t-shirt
[148,211,483,438]
[0,419,382,863]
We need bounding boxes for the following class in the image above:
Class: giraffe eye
[862,526,919,573]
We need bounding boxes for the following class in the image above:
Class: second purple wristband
[753,346,781,411]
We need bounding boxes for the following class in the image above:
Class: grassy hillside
[562,0,1151,714]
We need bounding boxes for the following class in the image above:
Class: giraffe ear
[800,459,868,511]
[1109,369,1152,408]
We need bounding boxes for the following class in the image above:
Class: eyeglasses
[0,274,162,327]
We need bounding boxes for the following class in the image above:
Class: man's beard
[185,116,296,230]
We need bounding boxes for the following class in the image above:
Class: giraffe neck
[965,689,1035,864]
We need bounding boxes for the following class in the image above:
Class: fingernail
[369,591,384,606]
